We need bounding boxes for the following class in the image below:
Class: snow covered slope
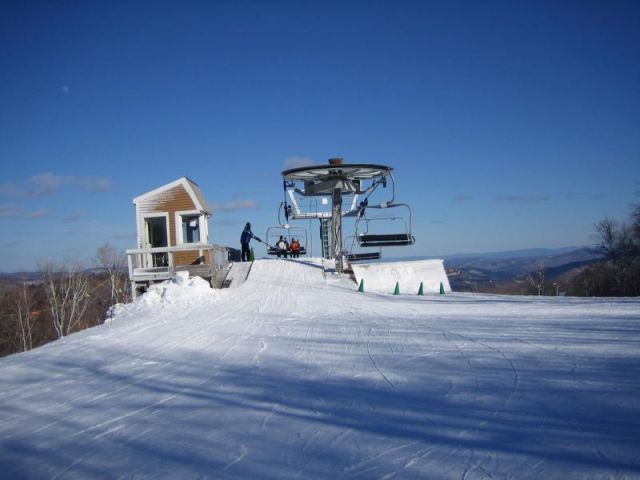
[1,259,639,479]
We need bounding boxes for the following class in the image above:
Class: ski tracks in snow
[366,326,395,388]
[3,260,639,479]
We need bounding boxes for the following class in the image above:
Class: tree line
[576,203,640,296]
[0,244,129,358]
[466,204,640,297]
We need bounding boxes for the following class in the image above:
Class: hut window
[181,215,201,243]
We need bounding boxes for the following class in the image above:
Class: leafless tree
[595,217,635,295]
[41,261,90,338]
[96,243,129,313]
[632,204,640,241]
[12,282,35,352]
[527,261,545,296]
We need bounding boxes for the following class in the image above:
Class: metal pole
[309,218,313,258]
[332,187,343,273]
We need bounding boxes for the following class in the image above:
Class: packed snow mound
[351,259,451,294]
[111,272,216,320]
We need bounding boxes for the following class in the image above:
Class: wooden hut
[126,177,228,296]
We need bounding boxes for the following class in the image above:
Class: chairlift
[343,235,382,263]
[265,224,308,256]
[355,203,415,248]
[346,251,382,263]
[280,160,415,272]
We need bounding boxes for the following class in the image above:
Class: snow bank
[110,272,216,320]
[351,259,451,294]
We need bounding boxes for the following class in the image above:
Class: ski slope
[1,259,639,479]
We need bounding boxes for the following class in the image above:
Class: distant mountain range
[0,271,43,282]
[389,246,606,291]
[444,245,597,260]
[393,245,598,262]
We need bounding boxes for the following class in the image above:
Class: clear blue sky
[1,0,639,271]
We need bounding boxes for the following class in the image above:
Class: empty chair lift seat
[347,252,382,262]
[358,233,415,247]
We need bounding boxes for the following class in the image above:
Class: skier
[240,222,255,262]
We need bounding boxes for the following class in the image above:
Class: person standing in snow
[240,222,254,262]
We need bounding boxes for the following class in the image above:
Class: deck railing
[126,244,229,289]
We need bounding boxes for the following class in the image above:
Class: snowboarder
[240,222,255,262]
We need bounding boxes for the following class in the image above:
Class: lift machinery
[281,158,414,273]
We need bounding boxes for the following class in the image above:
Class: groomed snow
[1,259,639,479]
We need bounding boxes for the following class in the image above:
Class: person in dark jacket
[276,235,289,258]
[240,222,254,262]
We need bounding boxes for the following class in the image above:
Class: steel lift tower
[281,158,396,273]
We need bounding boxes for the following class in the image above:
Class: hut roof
[133,177,212,214]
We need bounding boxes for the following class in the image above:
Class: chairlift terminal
[281,158,415,273]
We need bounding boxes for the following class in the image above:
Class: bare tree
[96,243,129,313]
[12,282,35,352]
[0,282,36,354]
[0,289,18,355]
[596,218,620,265]
[632,204,640,242]
[527,261,545,296]
[41,262,90,338]
[595,217,635,295]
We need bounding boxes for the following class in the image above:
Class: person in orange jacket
[290,237,301,258]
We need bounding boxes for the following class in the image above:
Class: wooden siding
[136,185,201,267]
[176,248,212,266]
[157,186,195,252]
[174,248,212,266]
[174,250,201,266]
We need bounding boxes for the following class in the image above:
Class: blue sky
[1,0,639,271]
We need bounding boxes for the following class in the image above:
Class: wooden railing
[126,244,229,286]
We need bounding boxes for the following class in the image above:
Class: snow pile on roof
[351,259,451,294]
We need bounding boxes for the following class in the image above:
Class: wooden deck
[126,244,229,296]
